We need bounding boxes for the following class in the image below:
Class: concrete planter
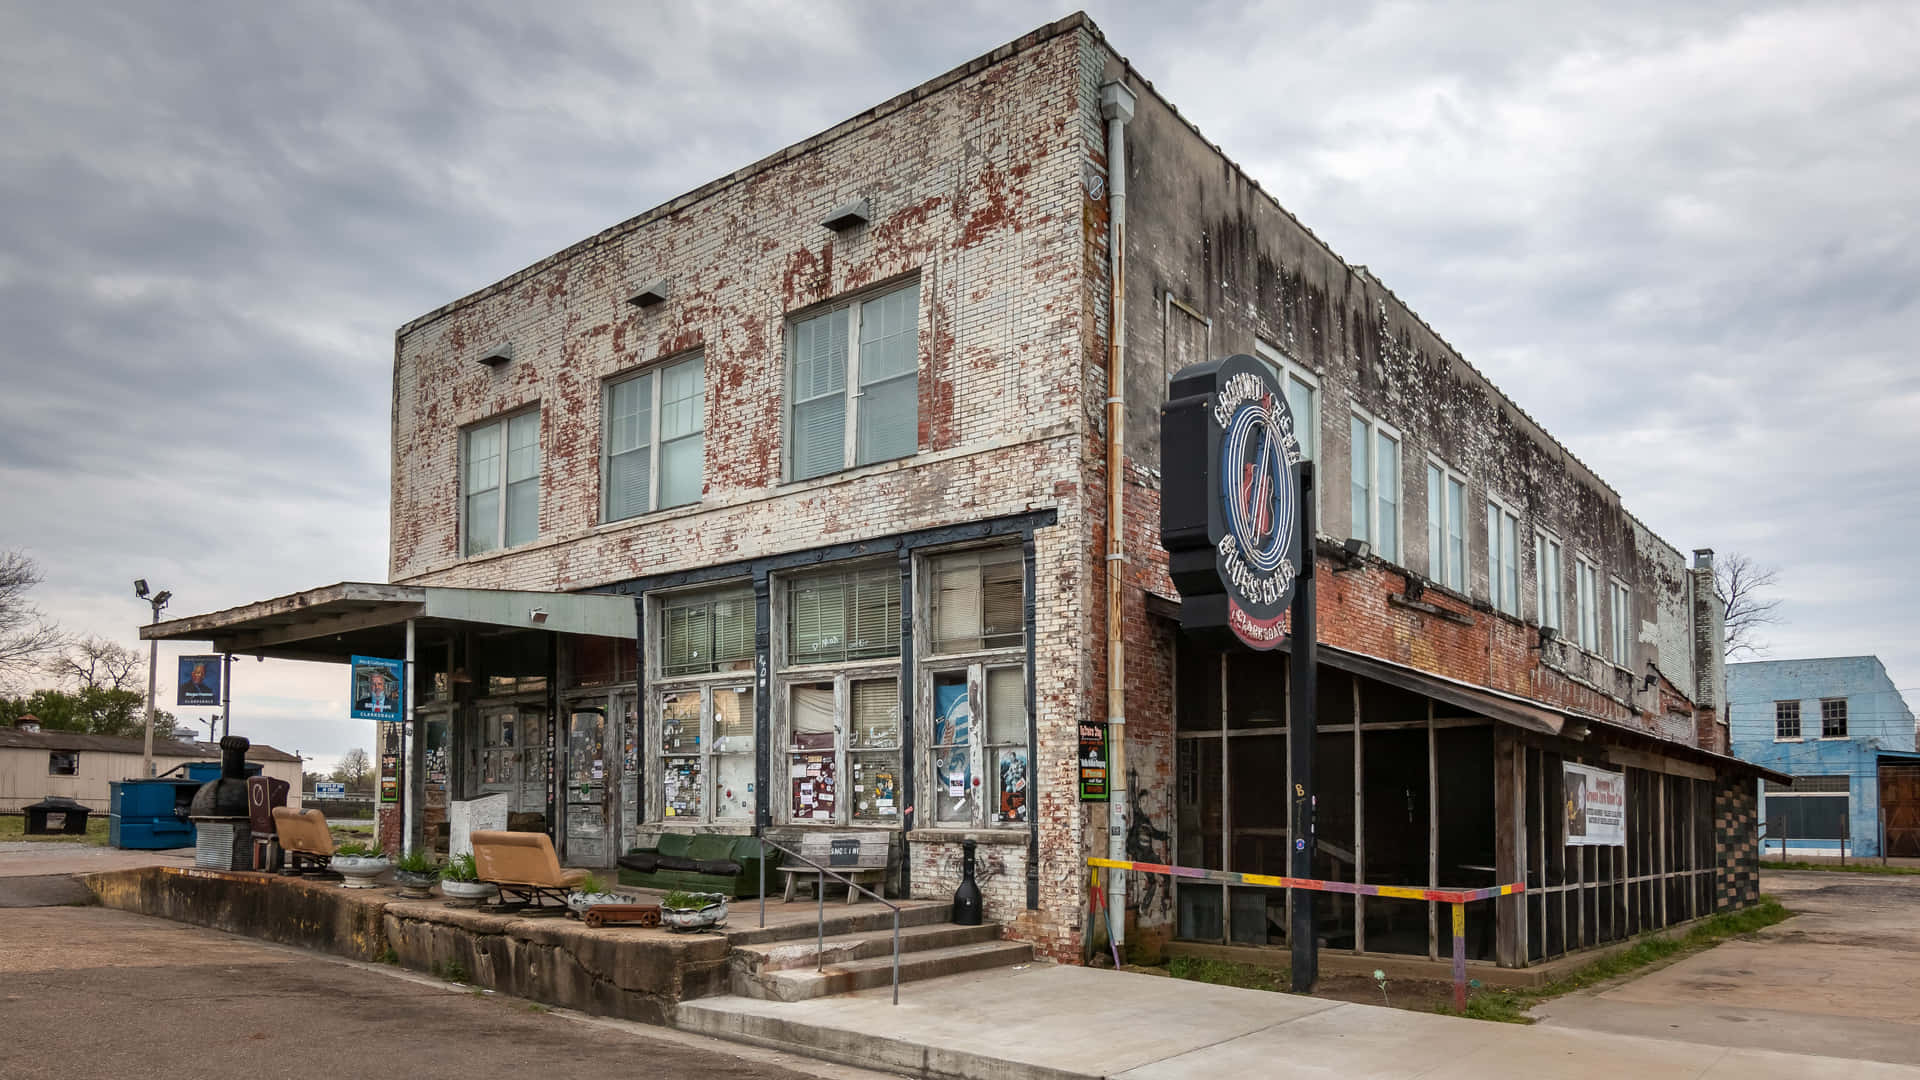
[393,869,439,899]
[441,879,498,903]
[333,855,390,889]
[566,890,640,916]
[661,896,728,932]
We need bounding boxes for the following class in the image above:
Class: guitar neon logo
[1210,361,1303,647]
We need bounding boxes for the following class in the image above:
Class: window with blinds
[788,281,919,481]
[928,547,1024,655]
[660,586,755,677]
[787,566,899,665]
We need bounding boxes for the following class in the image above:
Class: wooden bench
[779,832,889,904]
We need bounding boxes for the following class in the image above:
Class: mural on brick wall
[1126,766,1173,922]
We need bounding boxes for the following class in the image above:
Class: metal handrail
[757,836,902,1005]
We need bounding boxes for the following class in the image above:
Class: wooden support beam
[1494,728,1525,967]
[1428,698,1438,962]
[1353,677,1365,956]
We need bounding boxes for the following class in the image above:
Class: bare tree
[48,635,144,692]
[0,550,62,687]
[333,747,374,792]
[1717,552,1782,660]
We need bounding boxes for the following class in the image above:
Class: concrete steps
[742,920,1008,974]
[723,901,953,947]
[738,936,1034,1001]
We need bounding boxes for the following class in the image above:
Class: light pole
[134,580,171,779]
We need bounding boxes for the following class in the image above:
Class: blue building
[1729,656,1919,857]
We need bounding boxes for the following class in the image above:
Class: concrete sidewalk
[0,840,193,878]
[678,964,1920,1079]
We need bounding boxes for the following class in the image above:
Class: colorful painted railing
[1088,856,1525,1010]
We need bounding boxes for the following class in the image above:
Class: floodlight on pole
[138,584,170,779]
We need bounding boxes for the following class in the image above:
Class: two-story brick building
[145,13,1773,973]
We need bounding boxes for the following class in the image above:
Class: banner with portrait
[1564,761,1626,847]
[177,655,223,707]
[350,655,405,721]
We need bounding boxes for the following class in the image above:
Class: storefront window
[653,683,756,823]
[788,566,900,664]
[927,665,1027,827]
[928,547,1024,655]
[661,586,754,677]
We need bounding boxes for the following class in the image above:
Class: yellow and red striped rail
[1088,856,1525,1010]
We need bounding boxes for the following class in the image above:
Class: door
[1880,764,1920,857]
[565,706,615,867]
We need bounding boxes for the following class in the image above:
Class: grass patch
[1762,860,1920,876]
[0,813,112,846]
[1436,896,1793,1024]
[1167,955,1290,992]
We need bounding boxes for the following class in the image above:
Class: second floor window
[464,409,539,555]
[1349,411,1401,563]
[1487,499,1521,617]
[789,281,920,481]
[1425,461,1466,591]
[605,355,704,521]
[1574,558,1600,652]
[1534,532,1563,631]
[1609,579,1633,662]
[1776,700,1801,740]
[1822,698,1848,738]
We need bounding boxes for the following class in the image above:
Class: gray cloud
[3,1,1915,766]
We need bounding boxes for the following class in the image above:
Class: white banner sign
[1565,762,1626,847]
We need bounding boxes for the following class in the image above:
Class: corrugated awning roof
[0,728,302,762]
[139,581,635,662]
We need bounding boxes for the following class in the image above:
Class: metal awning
[140,581,636,662]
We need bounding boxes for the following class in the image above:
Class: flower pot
[393,869,440,899]
[333,855,390,889]
[566,890,640,916]
[441,879,498,904]
[660,895,729,932]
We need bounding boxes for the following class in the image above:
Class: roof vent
[821,198,871,232]
[476,342,514,367]
[627,278,671,308]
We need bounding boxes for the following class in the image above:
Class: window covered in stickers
[919,544,1029,830]
[463,408,539,555]
[776,560,903,826]
[787,280,920,482]
[648,582,758,825]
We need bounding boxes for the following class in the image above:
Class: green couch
[616,834,778,897]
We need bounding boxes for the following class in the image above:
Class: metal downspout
[1100,81,1136,952]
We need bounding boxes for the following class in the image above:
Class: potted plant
[660,890,728,932]
[392,849,440,899]
[440,852,497,905]
[332,841,390,889]
[565,872,638,916]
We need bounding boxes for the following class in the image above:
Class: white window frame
[1608,577,1633,663]
[1486,495,1522,617]
[603,353,704,522]
[461,407,540,556]
[1573,556,1600,652]
[1424,456,1468,592]
[1254,340,1320,519]
[1534,529,1564,631]
[1775,699,1802,741]
[1348,407,1402,564]
[786,279,921,482]
[654,682,757,825]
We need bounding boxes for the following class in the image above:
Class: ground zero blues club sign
[1160,354,1307,649]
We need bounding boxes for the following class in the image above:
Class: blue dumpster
[109,778,199,849]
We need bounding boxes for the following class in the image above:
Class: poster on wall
[378,719,404,803]
[1564,762,1626,846]
[791,751,837,820]
[350,655,404,721]
[177,655,222,707]
[1078,721,1109,802]
[933,679,972,809]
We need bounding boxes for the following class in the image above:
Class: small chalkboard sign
[829,836,860,867]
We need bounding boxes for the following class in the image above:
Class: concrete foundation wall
[86,866,389,961]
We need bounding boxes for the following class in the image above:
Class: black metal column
[753,570,772,833]
[1288,463,1318,992]
[897,545,916,896]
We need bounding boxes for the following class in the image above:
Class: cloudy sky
[2,1,1915,769]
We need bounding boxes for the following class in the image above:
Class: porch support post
[1493,727,1525,967]
[403,617,416,858]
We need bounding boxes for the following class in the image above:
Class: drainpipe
[1100,80,1136,952]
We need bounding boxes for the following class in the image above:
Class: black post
[1288,463,1318,993]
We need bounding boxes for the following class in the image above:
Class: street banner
[177,655,222,707]
[1564,761,1627,846]
[350,655,404,721]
